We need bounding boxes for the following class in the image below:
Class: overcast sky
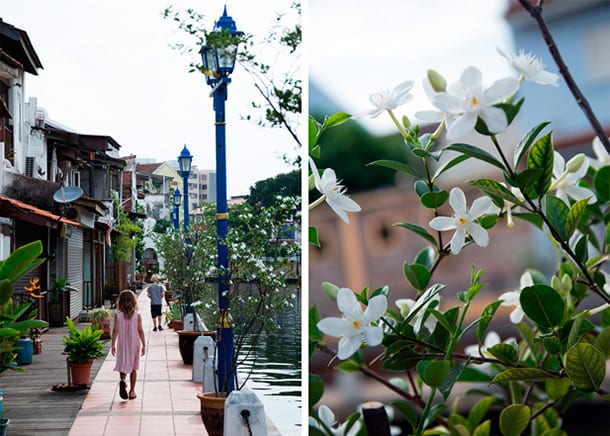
[309,0,515,135]
[2,0,298,197]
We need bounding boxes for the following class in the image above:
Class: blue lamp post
[172,188,181,229]
[177,145,193,233]
[200,6,242,393]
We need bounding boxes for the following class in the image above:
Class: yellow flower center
[352,320,361,330]
[470,96,479,107]
[458,217,468,226]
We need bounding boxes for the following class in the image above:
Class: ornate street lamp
[172,188,181,229]
[177,145,193,233]
[200,6,241,393]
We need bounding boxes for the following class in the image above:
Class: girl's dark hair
[117,290,138,319]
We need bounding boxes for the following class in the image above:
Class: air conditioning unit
[25,157,35,177]
[24,156,46,179]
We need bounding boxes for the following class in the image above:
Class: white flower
[361,81,415,118]
[590,136,610,169]
[499,272,533,324]
[429,187,492,254]
[551,151,596,204]
[498,48,559,86]
[420,66,519,140]
[309,404,361,436]
[309,158,361,223]
[317,288,387,360]
[395,286,441,335]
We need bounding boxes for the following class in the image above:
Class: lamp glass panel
[217,44,237,71]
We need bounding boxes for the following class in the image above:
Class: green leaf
[487,343,519,365]
[469,179,524,206]
[520,285,565,329]
[492,368,556,384]
[368,159,418,177]
[336,360,361,373]
[395,222,437,246]
[595,326,610,358]
[308,117,319,153]
[309,226,320,247]
[545,195,569,242]
[403,262,431,291]
[0,240,44,285]
[514,121,551,167]
[594,166,610,202]
[422,404,448,432]
[527,132,554,197]
[477,300,503,343]
[566,197,590,239]
[565,343,606,391]
[513,168,543,199]
[499,404,531,436]
[414,246,436,270]
[542,336,563,355]
[414,179,430,198]
[473,420,492,436]
[309,305,323,344]
[457,366,494,382]
[308,373,324,408]
[390,400,419,429]
[512,212,544,229]
[322,112,351,130]
[546,378,570,401]
[469,396,497,429]
[417,360,450,388]
[447,143,505,171]
[574,234,589,263]
[433,154,470,181]
[438,362,465,400]
[421,190,449,209]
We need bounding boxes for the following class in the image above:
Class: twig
[517,0,610,151]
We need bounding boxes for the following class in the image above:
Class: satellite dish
[53,186,84,204]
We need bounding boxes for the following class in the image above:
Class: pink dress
[113,311,141,374]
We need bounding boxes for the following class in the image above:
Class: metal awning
[0,194,79,228]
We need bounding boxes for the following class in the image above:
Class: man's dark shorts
[151,304,162,318]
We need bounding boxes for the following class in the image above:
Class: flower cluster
[309,43,610,436]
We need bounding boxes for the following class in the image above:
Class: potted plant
[89,307,112,339]
[47,278,78,327]
[163,301,182,330]
[0,241,49,435]
[155,196,300,434]
[62,317,107,385]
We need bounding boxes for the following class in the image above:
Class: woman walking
[112,290,146,400]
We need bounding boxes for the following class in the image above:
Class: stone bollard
[224,391,268,436]
[183,313,207,331]
[192,335,216,391]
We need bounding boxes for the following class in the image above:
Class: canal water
[237,299,302,435]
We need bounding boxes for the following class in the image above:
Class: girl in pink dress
[111,290,146,400]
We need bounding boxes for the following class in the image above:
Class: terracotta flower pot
[69,361,93,385]
[197,392,227,436]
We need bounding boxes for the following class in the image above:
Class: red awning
[0,194,80,228]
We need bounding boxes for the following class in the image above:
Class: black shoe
[153,326,158,331]
[158,326,163,331]
[119,380,128,400]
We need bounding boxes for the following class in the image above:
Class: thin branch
[517,0,610,151]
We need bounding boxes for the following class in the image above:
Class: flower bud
[427,69,447,92]
[321,281,340,301]
[565,153,586,174]
[561,274,572,293]
[551,275,561,292]
[308,174,315,191]
[402,115,411,129]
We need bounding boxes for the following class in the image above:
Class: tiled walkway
[68,292,212,436]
